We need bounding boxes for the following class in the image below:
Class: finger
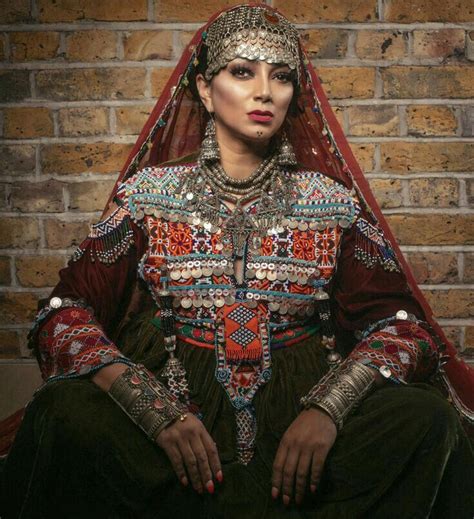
[165,444,188,487]
[281,447,299,505]
[271,441,289,500]
[201,431,222,483]
[294,450,312,505]
[190,435,214,494]
[179,440,203,493]
[310,451,324,493]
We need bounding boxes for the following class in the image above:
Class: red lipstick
[248,110,274,122]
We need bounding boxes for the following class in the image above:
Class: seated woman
[2,4,473,518]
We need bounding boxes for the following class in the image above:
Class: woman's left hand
[271,407,337,506]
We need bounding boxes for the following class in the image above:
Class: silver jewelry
[108,364,188,441]
[204,5,301,85]
[200,116,220,162]
[301,358,378,430]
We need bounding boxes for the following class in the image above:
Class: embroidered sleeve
[331,213,441,384]
[32,181,147,383]
[37,307,133,382]
[349,315,439,383]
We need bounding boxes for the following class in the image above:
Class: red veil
[0,3,472,456]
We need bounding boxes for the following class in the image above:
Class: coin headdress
[203,5,301,84]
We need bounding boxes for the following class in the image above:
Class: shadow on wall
[0,364,43,420]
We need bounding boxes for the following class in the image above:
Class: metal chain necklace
[181,152,295,257]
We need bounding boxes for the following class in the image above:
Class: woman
[2,4,473,518]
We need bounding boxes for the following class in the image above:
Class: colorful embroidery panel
[350,320,439,383]
[38,307,131,381]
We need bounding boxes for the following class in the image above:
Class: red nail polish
[181,476,188,487]
[310,484,317,493]
[271,487,279,500]
[206,480,215,494]
[216,470,224,483]
[283,495,290,506]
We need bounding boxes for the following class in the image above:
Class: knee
[394,386,461,448]
[30,379,111,448]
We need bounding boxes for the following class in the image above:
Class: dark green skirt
[2,317,473,518]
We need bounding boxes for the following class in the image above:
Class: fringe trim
[72,206,135,265]
[354,218,400,273]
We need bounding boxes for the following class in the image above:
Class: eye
[229,65,254,79]
[273,71,293,83]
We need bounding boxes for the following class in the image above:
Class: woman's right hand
[156,413,223,494]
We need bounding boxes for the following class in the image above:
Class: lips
[248,110,274,122]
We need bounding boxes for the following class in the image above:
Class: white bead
[49,297,62,309]
[396,310,408,320]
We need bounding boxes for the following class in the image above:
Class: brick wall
[0,0,473,367]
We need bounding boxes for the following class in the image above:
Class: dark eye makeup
[227,62,294,83]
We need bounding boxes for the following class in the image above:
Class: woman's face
[197,58,294,149]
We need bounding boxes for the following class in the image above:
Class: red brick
[0,330,20,358]
[4,107,54,139]
[155,0,248,22]
[16,255,65,288]
[0,0,32,23]
[41,143,132,175]
[300,29,348,59]
[0,256,11,285]
[44,219,92,249]
[386,215,472,246]
[406,106,458,137]
[384,0,474,23]
[68,180,116,212]
[36,68,147,101]
[123,31,174,61]
[0,145,36,175]
[318,67,375,99]
[465,327,474,354]
[422,289,472,319]
[10,180,65,213]
[405,252,458,284]
[58,107,109,137]
[382,66,473,99]
[0,292,38,325]
[66,30,117,61]
[413,30,466,59]
[115,104,153,135]
[368,178,402,208]
[381,142,474,173]
[461,106,474,137]
[10,32,60,61]
[38,0,147,22]
[441,326,461,350]
[0,71,30,102]
[273,0,377,22]
[0,218,40,248]
[347,105,399,136]
[355,30,407,60]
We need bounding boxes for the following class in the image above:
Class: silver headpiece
[204,5,301,84]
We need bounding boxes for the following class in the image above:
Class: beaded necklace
[181,152,295,257]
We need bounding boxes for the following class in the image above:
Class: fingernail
[206,480,215,494]
[181,476,188,487]
[196,486,203,494]
[216,470,224,483]
[283,495,290,506]
[271,487,279,500]
[310,484,317,493]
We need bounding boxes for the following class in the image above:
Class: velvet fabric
[2,318,473,518]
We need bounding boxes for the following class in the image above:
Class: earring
[276,132,297,167]
[200,116,220,162]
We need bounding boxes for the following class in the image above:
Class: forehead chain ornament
[203,5,301,85]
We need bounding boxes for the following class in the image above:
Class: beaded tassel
[315,288,341,367]
[158,265,190,405]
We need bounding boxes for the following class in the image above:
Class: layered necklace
[180,152,295,257]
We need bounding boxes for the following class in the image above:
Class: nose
[253,69,272,103]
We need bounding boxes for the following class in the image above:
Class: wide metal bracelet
[108,364,188,441]
[300,358,378,430]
